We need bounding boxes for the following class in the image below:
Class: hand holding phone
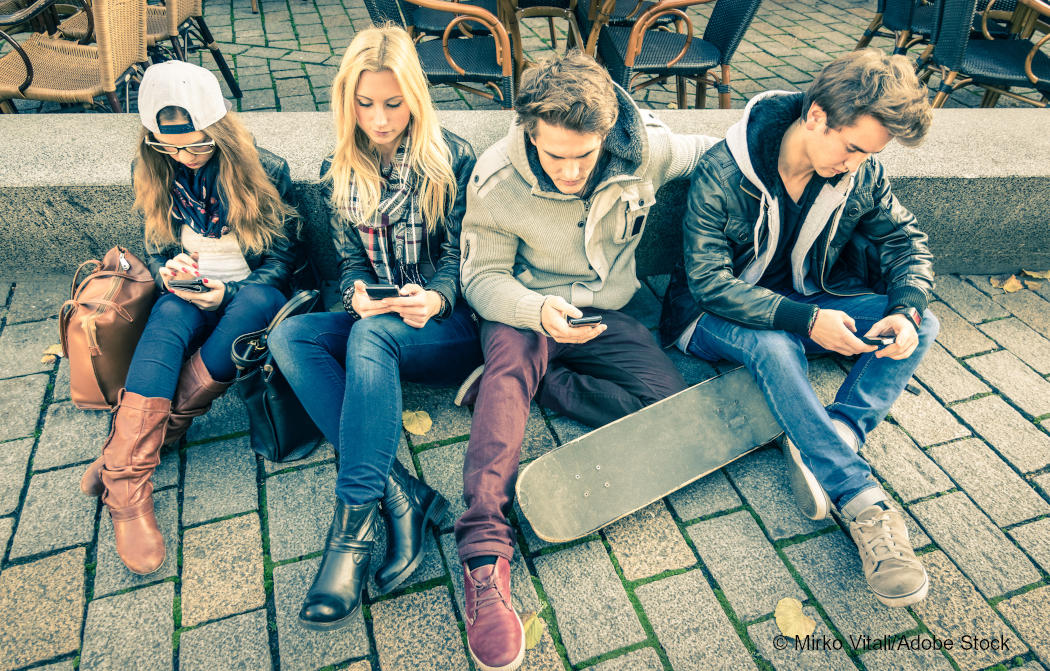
[567,315,603,327]
[168,278,210,293]
[362,283,401,300]
[859,334,896,348]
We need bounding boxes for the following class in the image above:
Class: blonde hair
[133,108,295,255]
[326,24,455,233]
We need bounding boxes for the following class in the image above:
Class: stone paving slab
[181,513,266,627]
[272,557,369,671]
[603,500,695,581]
[93,488,179,598]
[35,402,110,470]
[79,581,174,671]
[0,516,12,561]
[590,648,664,671]
[885,384,970,448]
[990,290,1050,337]
[262,439,335,474]
[534,540,645,665]
[749,606,854,670]
[979,317,1050,375]
[996,586,1050,667]
[966,351,1050,418]
[6,277,67,324]
[0,319,60,378]
[185,391,250,443]
[520,402,559,462]
[53,360,69,402]
[9,464,96,559]
[266,462,334,561]
[370,586,470,671]
[416,442,467,533]
[928,302,995,358]
[182,435,258,527]
[178,608,273,671]
[635,568,755,671]
[687,510,804,622]
[808,356,848,406]
[402,383,472,445]
[0,436,32,516]
[666,347,720,386]
[0,547,85,671]
[952,394,1050,473]
[910,551,1024,671]
[724,447,831,541]
[545,409,591,444]
[1007,517,1050,575]
[933,276,1010,323]
[0,374,48,441]
[909,492,1040,598]
[665,469,742,521]
[857,643,956,671]
[859,423,953,503]
[913,342,989,403]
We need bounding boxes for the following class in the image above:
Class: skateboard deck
[516,366,782,543]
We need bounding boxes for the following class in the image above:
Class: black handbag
[231,289,324,462]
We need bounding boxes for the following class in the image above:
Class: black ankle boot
[374,460,449,594]
[298,500,377,631]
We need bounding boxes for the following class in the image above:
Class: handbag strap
[70,258,101,301]
[231,290,320,371]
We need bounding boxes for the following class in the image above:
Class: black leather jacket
[144,147,304,310]
[660,93,934,347]
[320,128,476,314]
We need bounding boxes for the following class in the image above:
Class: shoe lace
[855,511,904,565]
[468,573,509,622]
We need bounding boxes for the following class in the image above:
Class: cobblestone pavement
[1,271,1050,670]
[5,0,1037,114]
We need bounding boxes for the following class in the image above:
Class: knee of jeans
[151,292,199,323]
[347,316,400,358]
[749,331,805,368]
[230,283,286,313]
[919,309,940,342]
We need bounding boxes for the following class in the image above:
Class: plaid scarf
[170,159,228,239]
[345,139,425,286]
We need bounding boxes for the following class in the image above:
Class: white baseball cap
[138,61,232,135]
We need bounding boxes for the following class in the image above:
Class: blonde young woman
[268,25,480,631]
[80,61,303,576]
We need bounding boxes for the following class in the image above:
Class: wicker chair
[0,0,147,112]
[925,0,1050,107]
[513,0,584,71]
[594,0,760,109]
[361,0,500,40]
[576,0,673,54]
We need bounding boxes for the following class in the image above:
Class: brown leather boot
[101,390,171,575]
[80,454,105,497]
[164,350,231,446]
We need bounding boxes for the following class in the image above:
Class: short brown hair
[803,48,932,146]
[514,50,618,137]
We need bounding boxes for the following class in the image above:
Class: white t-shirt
[180,225,251,283]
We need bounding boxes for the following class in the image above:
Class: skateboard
[516,366,783,543]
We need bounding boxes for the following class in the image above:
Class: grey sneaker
[454,365,485,407]
[779,435,832,520]
[848,505,928,607]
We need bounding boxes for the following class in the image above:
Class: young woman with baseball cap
[79,60,304,576]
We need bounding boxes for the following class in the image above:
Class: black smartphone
[168,278,209,293]
[860,335,895,347]
[567,315,603,327]
[362,283,401,300]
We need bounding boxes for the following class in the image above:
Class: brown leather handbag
[60,246,157,409]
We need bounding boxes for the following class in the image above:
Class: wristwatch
[891,306,922,329]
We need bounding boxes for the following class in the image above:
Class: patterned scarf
[170,159,228,239]
[344,138,425,286]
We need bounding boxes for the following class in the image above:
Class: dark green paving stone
[371,586,470,671]
[724,446,831,541]
[93,488,178,598]
[858,644,955,671]
[34,402,110,470]
[0,319,59,378]
[0,516,12,559]
[911,551,1024,671]
[991,289,1050,337]
[0,547,84,670]
[262,439,334,474]
[267,462,334,561]
[544,410,591,443]
[929,439,1050,526]
[185,391,249,442]
[634,568,754,671]
[807,356,846,406]
[54,358,70,400]
[665,469,741,521]
[9,465,96,559]
[0,374,48,441]
[79,581,173,671]
[913,342,989,403]
[273,557,369,671]
[666,348,719,385]
[0,437,32,516]
[181,513,266,627]
[6,277,66,323]
[996,587,1050,666]
[604,501,694,581]
[859,423,952,502]
[687,510,803,621]
[178,609,272,671]
[885,384,970,448]
[782,531,914,644]
[417,441,467,533]
[402,383,472,444]
[978,317,1050,374]
[182,435,257,526]
[928,302,994,357]
[932,276,1008,323]
[620,285,661,329]
[909,492,1040,599]
[749,606,853,670]
[967,351,1050,417]
[520,402,557,461]
[1008,517,1050,573]
[953,395,1050,472]
[533,540,645,664]
[589,647,663,671]
[439,533,540,617]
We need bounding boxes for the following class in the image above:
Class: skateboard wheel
[604,482,609,487]
[595,465,601,470]
[584,490,590,497]
[575,474,580,479]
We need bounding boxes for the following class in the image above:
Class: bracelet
[807,308,819,337]
[341,286,360,320]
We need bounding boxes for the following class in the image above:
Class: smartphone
[567,315,603,327]
[860,335,895,347]
[362,283,401,300]
[168,278,209,293]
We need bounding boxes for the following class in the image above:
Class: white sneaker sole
[780,436,831,521]
[454,365,485,407]
[870,571,929,608]
[467,612,526,671]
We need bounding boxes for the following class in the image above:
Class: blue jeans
[125,284,288,399]
[686,291,939,509]
[269,304,482,505]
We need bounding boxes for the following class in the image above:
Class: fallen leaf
[1022,269,1050,279]
[1002,275,1024,293]
[774,597,815,639]
[1022,278,1042,290]
[989,274,1011,288]
[402,410,432,435]
[522,611,546,650]
[40,343,64,364]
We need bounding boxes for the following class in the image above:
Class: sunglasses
[144,137,216,156]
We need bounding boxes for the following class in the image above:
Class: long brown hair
[133,107,295,254]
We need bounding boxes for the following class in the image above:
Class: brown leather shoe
[80,454,105,497]
[101,390,170,575]
[165,350,231,446]
[464,558,525,671]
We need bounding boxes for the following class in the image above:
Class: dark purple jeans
[455,308,686,562]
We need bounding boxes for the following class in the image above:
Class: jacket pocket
[614,182,656,243]
[724,216,753,245]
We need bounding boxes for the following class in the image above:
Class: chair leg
[251,0,258,13]
[548,17,557,49]
[718,64,731,109]
[913,44,934,73]
[170,36,185,60]
[106,91,123,112]
[695,76,706,109]
[194,17,243,98]
[0,99,17,113]
[511,11,526,83]
[855,13,883,49]
[892,30,912,55]
[675,76,686,109]
[931,70,958,108]
[980,88,1002,107]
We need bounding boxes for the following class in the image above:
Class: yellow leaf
[40,343,64,364]
[1002,275,1024,293]
[522,611,546,650]
[774,597,816,639]
[989,274,1011,288]
[1022,278,1042,290]
[1022,268,1050,279]
[402,410,432,435]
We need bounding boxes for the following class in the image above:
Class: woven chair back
[93,0,148,84]
[932,0,978,69]
[702,0,762,64]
